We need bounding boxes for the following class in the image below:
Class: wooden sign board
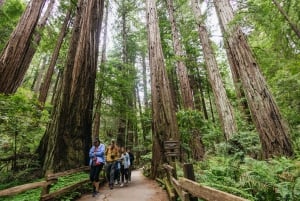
[164,140,180,157]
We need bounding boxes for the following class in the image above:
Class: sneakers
[120,183,124,187]
[109,184,113,190]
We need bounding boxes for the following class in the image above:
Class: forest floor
[76,169,169,201]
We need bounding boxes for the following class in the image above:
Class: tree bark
[32,56,48,92]
[92,0,109,140]
[212,1,254,123]
[213,0,293,158]
[191,0,237,140]
[39,9,72,106]
[166,0,194,109]
[146,0,179,178]
[0,0,47,94]
[141,52,149,108]
[166,0,205,160]
[41,0,104,172]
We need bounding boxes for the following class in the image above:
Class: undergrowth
[0,172,90,201]
[190,155,300,201]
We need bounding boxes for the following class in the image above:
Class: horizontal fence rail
[0,166,92,200]
[163,164,249,201]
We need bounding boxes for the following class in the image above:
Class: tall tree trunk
[92,0,109,140]
[168,66,180,111]
[272,0,300,39]
[214,0,293,158]
[214,0,253,123]
[191,0,237,140]
[41,0,104,172]
[146,0,179,179]
[166,0,194,109]
[116,0,129,147]
[39,9,72,106]
[166,0,205,160]
[32,56,48,92]
[141,52,149,108]
[0,0,47,94]
[16,0,55,87]
[136,85,146,142]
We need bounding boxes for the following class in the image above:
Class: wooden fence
[0,166,94,201]
[163,164,249,201]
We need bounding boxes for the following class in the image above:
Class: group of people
[89,138,134,196]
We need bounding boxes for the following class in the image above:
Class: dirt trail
[76,169,168,201]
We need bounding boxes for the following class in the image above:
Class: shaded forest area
[0,0,300,200]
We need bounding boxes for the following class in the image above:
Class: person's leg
[114,168,120,185]
[94,164,103,193]
[121,165,125,183]
[90,166,97,196]
[128,165,131,181]
[124,168,129,184]
[109,162,115,189]
[106,163,113,189]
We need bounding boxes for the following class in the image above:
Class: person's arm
[127,153,130,166]
[89,146,94,158]
[95,144,105,157]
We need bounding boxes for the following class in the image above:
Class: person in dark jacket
[126,148,134,182]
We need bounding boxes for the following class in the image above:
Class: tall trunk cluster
[214,0,293,158]
[39,9,72,105]
[92,0,109,140]
[41,0,104,172]
[166,0,205,160]
[191,0,237,140]
[146,0,179,178]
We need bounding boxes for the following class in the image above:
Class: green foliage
[0,0,25,51]
[0,88,49,171]
[0,172,89,201]
[194,155,300,201]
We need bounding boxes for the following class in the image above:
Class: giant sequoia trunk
[214,0,293,158]
[0,0,47,94]
[166,0,205,160]
[191,0,237,140]
[146,0,179,179]
[41,0,104,172]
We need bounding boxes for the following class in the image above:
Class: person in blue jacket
[89,138,105,197]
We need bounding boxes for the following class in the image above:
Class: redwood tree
[191,0,237,140]
[213,0,293,158]
[146,0,179,178]
[0,0,47,94]
[165,0,205,160]
[40,0,104,172]
[39,9,72,106]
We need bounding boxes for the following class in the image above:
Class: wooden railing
[0,166,94,201]
[163,164,249,201]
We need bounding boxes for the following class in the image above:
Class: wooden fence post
[183,163,198,201]
[41,170,53,198]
